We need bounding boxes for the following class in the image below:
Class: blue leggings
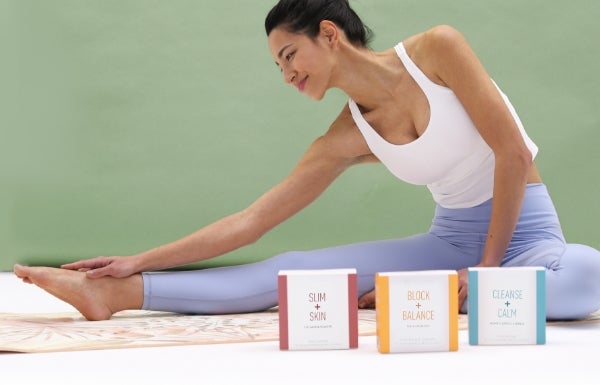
[142,184,600,320]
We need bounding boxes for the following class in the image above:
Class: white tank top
[348,42,538,209]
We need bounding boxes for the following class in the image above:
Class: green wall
[2,0,599,271]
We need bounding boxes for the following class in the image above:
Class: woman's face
[267,26,335,101]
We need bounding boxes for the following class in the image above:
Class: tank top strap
[394,42,440,94]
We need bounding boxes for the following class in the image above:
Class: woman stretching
[15,0,600,321]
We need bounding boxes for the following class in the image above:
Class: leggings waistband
[430,183,566,264]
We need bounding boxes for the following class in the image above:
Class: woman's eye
[286,52,295,61]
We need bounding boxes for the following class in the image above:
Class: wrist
[130,252,152,273]
[476,259,502,268]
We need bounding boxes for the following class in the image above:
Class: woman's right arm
[62,106,376,278]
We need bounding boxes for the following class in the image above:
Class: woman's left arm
[417,25,534,303]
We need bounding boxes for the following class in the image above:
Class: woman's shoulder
[402,25,472,85]
[402,25,467,56]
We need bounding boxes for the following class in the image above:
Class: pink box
[278,269,358,350]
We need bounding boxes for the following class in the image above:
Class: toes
[13,264,28,279]
[13,265,53,286]
[358,290,376,309]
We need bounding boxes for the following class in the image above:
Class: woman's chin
[305,88,327,101]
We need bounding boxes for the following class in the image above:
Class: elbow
[245,229,265,246]
[519,145,534,170]
[497,145,533,179]
[237,208,270,245]
[515,146,533,171]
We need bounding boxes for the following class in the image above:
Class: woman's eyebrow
[277,43,293,59]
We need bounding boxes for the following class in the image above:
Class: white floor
[1,271,598,385]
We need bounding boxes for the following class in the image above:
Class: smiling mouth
[296,76,308,92]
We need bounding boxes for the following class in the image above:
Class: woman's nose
[284,69,296,85]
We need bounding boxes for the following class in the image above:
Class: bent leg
[142,234,480,314]
[545,244,600,320]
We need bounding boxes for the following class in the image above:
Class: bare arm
[413,25,534,267]
[63,107,375,277]
[133,133,358,271]
[408,26,535,307]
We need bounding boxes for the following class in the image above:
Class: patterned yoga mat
[1,309,598,353]
[0,308,377,353]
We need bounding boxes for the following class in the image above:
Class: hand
[457,267,470,311]
[61,255,138,279]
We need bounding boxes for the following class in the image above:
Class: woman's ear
[319,20,339,45]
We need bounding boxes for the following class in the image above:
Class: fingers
[60,256,116,278]
[62,256,134,279]
[458,284,467,310]
[61,261,86,270]
[84,266,113,279]
[61,256,110,271]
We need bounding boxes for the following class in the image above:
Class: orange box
[376,270,458,353]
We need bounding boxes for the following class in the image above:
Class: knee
[565,243,600,268]
[567,244,600,287]
[547,243,600,319]
[560,244,600,307]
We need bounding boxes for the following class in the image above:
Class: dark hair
[265,0,373,48]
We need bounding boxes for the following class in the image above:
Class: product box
[375,270,459,353]
[468,266,546,345]
[278,268,358,350]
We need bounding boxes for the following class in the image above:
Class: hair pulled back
[265,0,373,48]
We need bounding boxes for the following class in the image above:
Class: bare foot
[13,264,142,321]
[358,289,376,309]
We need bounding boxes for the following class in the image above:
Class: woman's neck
[329,43,404,111]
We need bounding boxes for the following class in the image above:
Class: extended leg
[142,233,480,314]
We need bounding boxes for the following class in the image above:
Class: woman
[14,0,600,321]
